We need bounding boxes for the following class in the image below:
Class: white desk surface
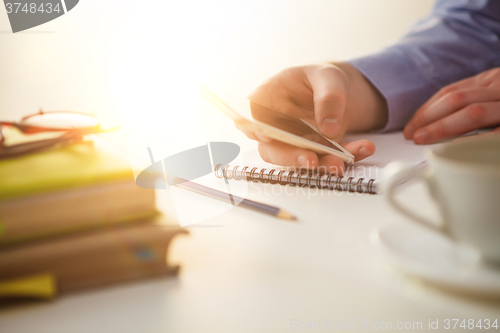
[1,175,500,332]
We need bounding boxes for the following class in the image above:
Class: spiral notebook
[213,132,431,194]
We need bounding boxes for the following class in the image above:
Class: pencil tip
[277,209,297,221]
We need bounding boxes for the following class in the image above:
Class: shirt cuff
[348,49,438,132]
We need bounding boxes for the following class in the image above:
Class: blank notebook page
[341,132,432,181]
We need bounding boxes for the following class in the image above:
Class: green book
[0,135,158,246]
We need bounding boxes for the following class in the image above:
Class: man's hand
[238,63,387,174]
[405,67,500,144]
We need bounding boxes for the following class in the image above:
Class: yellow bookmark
[0,273,57,299]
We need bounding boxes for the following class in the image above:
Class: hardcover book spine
[0,180,158,246]
[0,225,187,296]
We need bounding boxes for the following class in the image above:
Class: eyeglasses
[0,110,108,159]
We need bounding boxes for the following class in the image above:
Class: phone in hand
[199,85,355,164]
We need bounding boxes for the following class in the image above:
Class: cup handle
[382,162,446,234]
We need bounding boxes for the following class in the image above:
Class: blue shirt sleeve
[348,0,500,131]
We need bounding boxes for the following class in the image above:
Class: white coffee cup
[383,135,500,264]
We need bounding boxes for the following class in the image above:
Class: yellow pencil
[173,177,296,221]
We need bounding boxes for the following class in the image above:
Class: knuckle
[279,66,304,83]
[466,103,487,123]
[491,67,500,77]
[317,65,341,75]
[484,67,500,78]
[475,68,499,86]
[439,85,455,96]
[413,113,428,127]
[280,67,299,80]
[434,121,449,138]
[445,91,467,107]
[317,64,348,81]
[487,68,500,87]
[475,75,488,86]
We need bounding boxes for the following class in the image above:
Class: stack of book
[0,135,186,300]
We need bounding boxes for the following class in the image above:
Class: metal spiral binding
[356,178,365,193]
[259,168,267,183]
[316,174,322,188]
[306,173,314,188]
[223,164,232,179]
[277,170,286,185]
[367,179,375,194]
[268,169,277,184]
[249,167,259,182]
[297,172,304,187]
[325,175,333,190]
[347,177,354,193]
[214,164,224,178]
[240,166,249,181]
[335,176,344,191]
[232,166,240,180]
[213,164,376,194]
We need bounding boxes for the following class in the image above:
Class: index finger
[418,75,478,115]
[405,75,478,138]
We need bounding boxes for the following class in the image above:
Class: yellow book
[0,135,158,246]
[0,273,56,300]
[0,225,187,298]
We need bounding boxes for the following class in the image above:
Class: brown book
[0,136,158,246]
[0,224,187,298]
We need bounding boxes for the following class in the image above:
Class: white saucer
[371,223,500,296]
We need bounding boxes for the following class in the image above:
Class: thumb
[306,65,348,139]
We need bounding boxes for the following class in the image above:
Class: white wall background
[0,0,434,123]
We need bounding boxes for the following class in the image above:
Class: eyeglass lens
[21,113,99,130]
